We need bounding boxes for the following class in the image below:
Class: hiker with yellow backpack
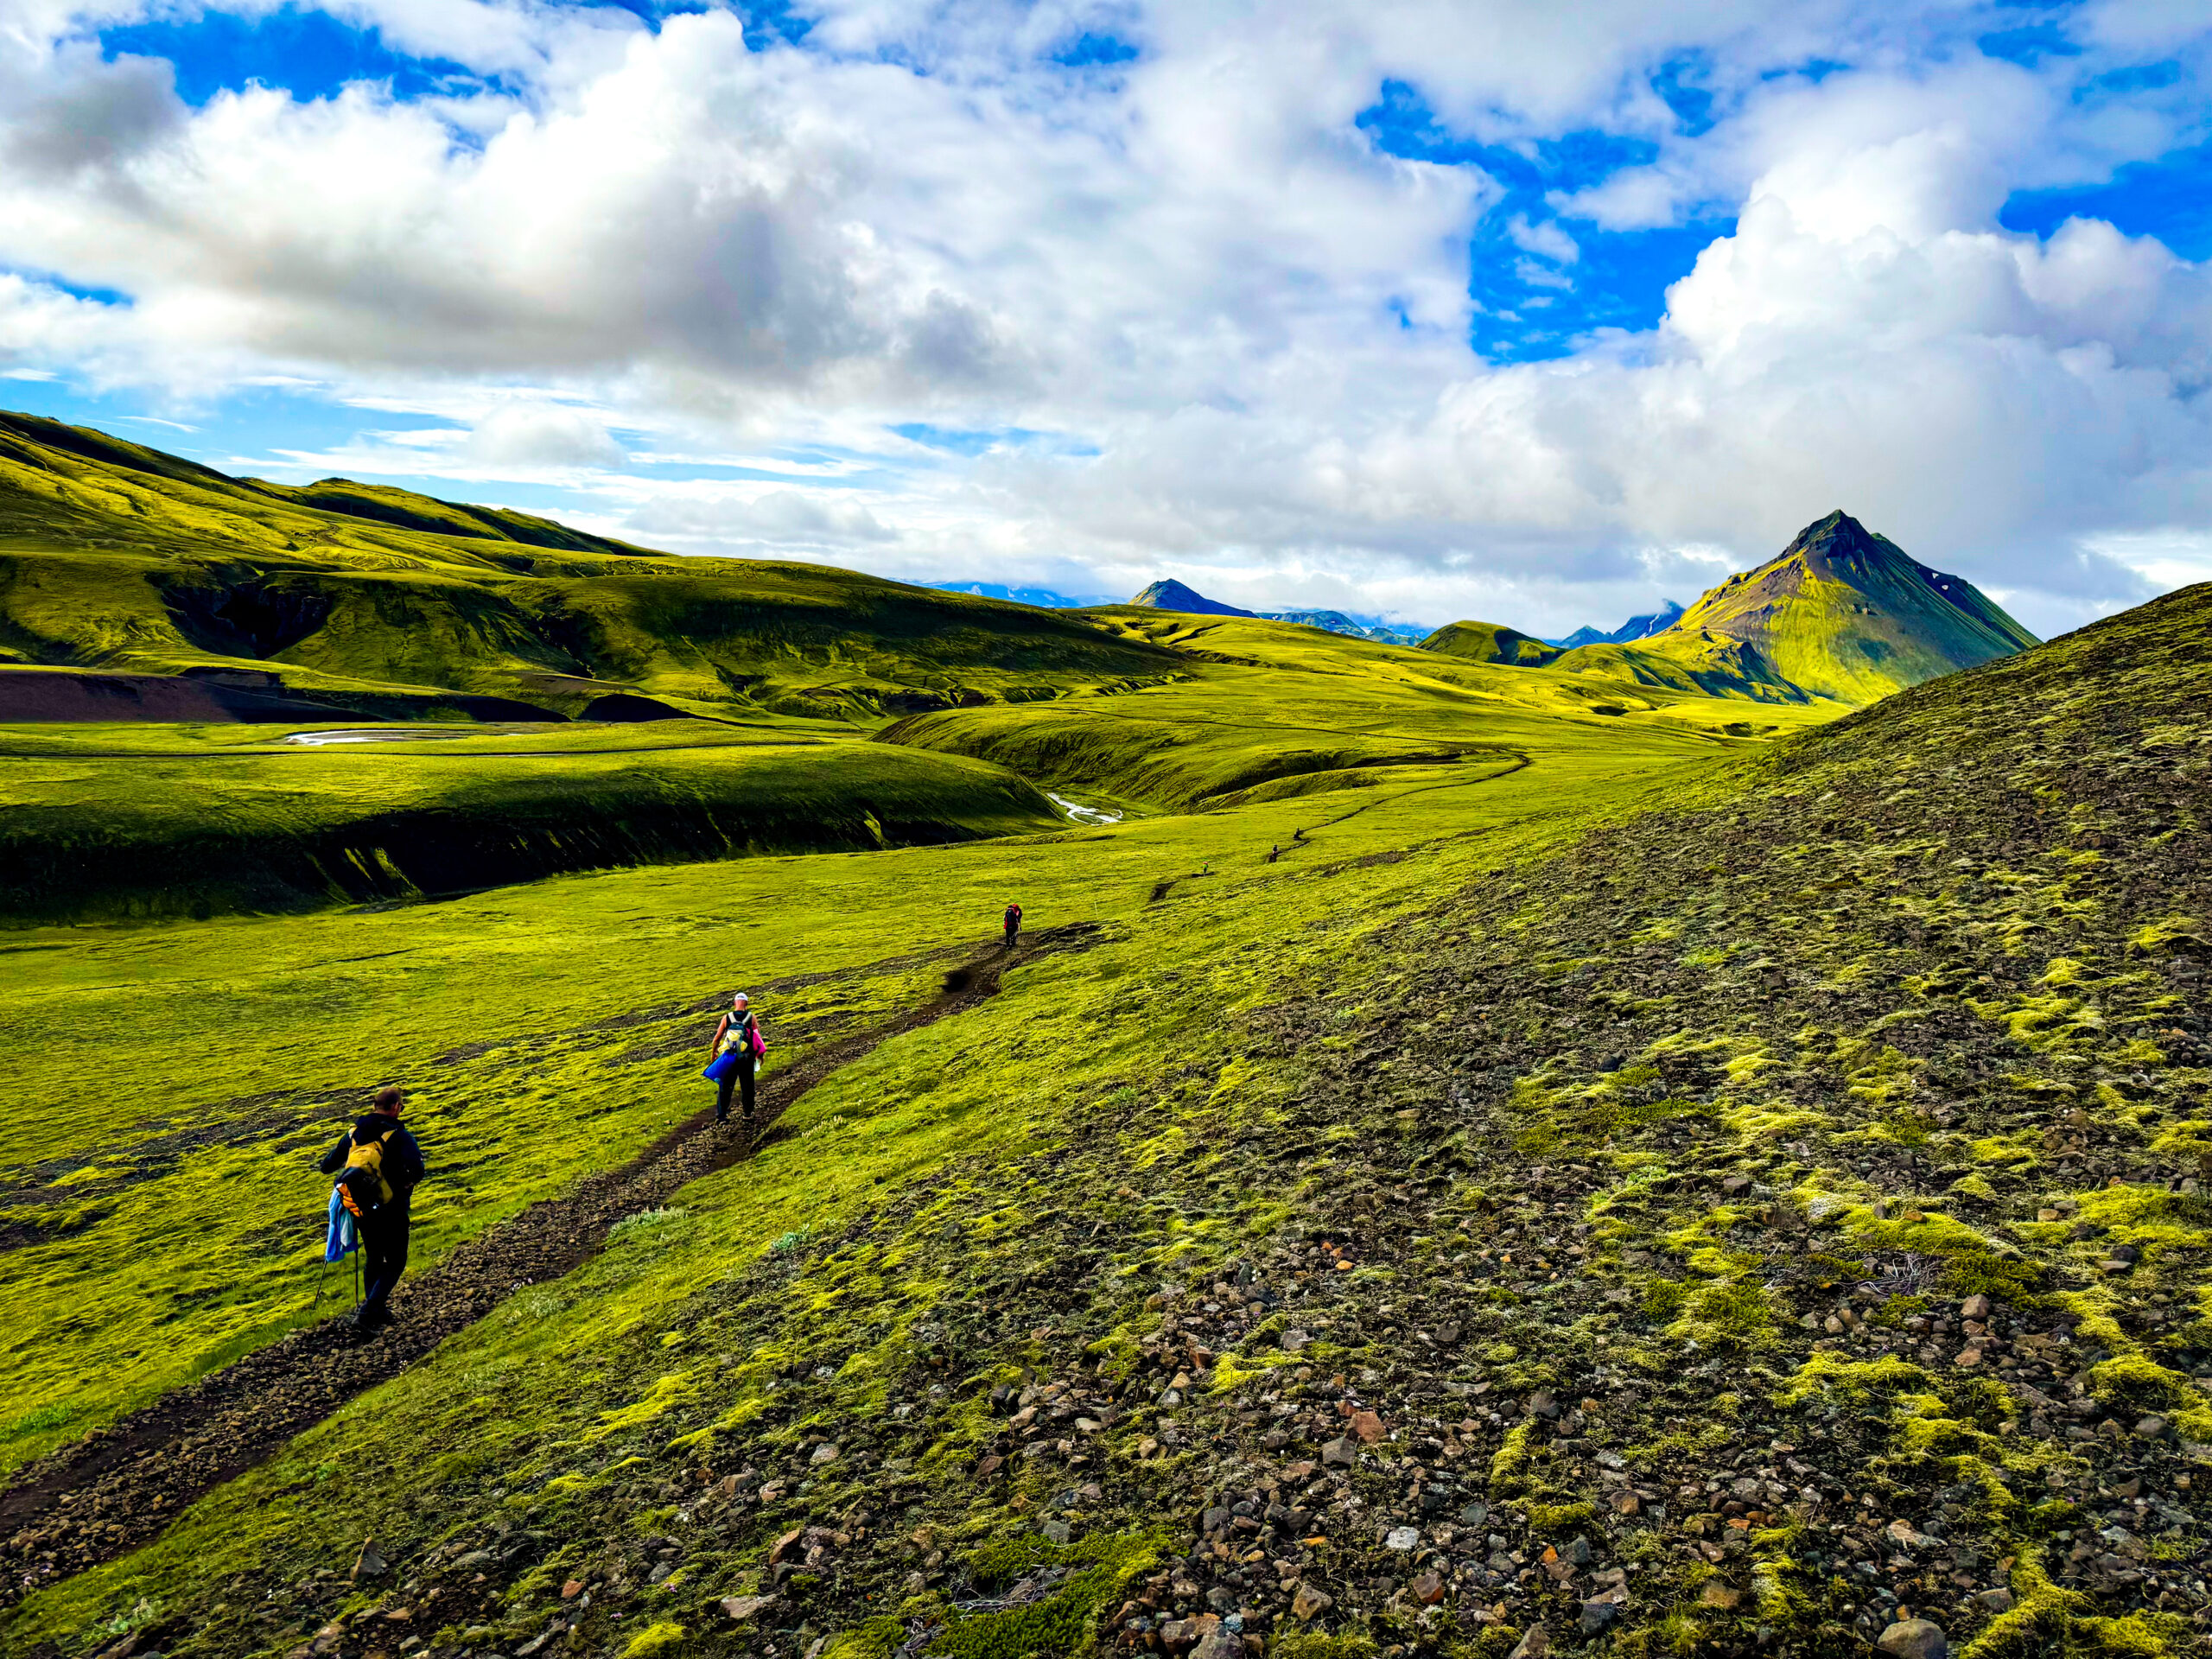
[319,1086,427,1338]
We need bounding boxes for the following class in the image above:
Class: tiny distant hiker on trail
[704,991,765,1125]
[320,1085,426,1338]
[1003,899,1024,950]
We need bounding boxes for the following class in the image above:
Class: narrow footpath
[0,925,1096,1602]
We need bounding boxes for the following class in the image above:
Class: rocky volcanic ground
[27,590,2212,1659]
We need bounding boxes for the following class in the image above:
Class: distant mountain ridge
[1126,580,1423,642]
[1424,512,2035,707]
[928,581,1116,609]
[1548,598,1685,649]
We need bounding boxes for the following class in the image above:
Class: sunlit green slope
[883,608,1834,812]
[1417,620,1561,666]
[0,411,1178,722]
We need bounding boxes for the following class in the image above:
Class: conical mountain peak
[1669,512,2037,703]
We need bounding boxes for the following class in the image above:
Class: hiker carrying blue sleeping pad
[702,991,766,1124]
[318,1085,427,1337]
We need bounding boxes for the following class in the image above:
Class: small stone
[1608,1491,1641,1516]
[1321,1436,1357,1466]
[1384,1525,1420,1551]
[1203,1506,1233,1534]
[2133,1415,2171,1440]
[1459,1501,1489,1528]
[1974,1588,2014,1613]
[560,1580,584,1599]
[1960,1294,1990,1319]
[1507,1627,1551,1659]
[1040,1519,1072,1546]
[1291,1581,1333,1620]
[1281,1329,1309,1352]
[1580,1598,1622,1634]
[1877,1618,1948,1659]
[353,1538,386,1582]
[1700,1583,1742,1609]
[1193,1628,1244,1659]
[810,1442,841,1465]
[769,1527,804,1564]
[721,1593,775,1622]
[1349,1409,1385,1443]
[1955,1349,1983,1368]
[1411,1569,1446,1604]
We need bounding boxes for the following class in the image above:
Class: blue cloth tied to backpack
[324,1186,359,1262]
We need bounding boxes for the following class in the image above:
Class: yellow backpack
[336,1129,397,1220]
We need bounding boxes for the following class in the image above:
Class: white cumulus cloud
[0,0,2205,638]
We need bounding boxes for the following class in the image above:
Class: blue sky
[1,0,2208,636]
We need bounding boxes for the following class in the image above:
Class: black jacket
[319,1113,427,1214]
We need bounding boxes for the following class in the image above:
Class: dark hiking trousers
[716,1053,757,1122]
[360,1203,410,1316]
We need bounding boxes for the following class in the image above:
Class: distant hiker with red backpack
[319,1085,426,1338]
[1003,900,1023,950]
[704,991,765,1124]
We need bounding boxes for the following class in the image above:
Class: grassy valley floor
[0,714,1693,1478]
[0,588,2206,1659]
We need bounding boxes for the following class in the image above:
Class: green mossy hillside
[884,617,1834,813]
[0,410,655,559]
[0,413,1179,723]
[1544,631,1814,706]
[0,722,1062,924]
[1416,624,1561,669]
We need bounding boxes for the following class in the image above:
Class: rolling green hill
[0,411,1179,725]
[1416,620,1562,667]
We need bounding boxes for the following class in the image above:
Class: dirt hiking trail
[0,924,1100,1601]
